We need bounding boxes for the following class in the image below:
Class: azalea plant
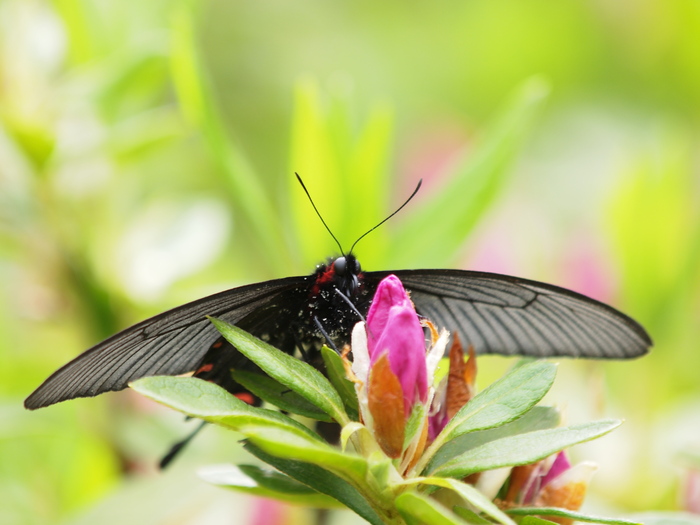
[131,275,638,525]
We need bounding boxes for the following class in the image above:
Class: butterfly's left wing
[365,269,651,359]
[25,276,309,409]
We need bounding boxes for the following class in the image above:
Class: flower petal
[351,321,370,384]
[540,451,572,488]
[367,352,406,458]
[535,461,598,523]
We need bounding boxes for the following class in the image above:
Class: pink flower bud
[366,275,428,417]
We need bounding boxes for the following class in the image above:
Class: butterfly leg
[313,315,338,353]
[159,420,207,469]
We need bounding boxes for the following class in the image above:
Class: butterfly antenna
[295,173,345,255]
[349,179,422,254]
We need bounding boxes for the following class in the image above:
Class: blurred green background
[1,0,699,523]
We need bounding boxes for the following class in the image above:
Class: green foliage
[130,376,321,441]
[321,345,360,419]
[441,361,557,439]
[232,369,333,422]
[130,319,628,525]
[244,442,385,525]
[198,463,342,507]
[507,508,642,525]
[431,420,620,478]
[395,492,468,525]
[416,478,515,525]
[387,79,548,269]
[414,361,557,476]
[428,406,561,472]
[210,318,349,425]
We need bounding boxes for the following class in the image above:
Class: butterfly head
[332,254,362,298]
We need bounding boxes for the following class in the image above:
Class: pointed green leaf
[169,7,286,269]
[388,78,549,268]
[441,361,557,441]
[418,477,516,525]
[232,369,332,422]
[507,508,643,525]
[321,346,359,419]
[129,376,319,441]
[245,442,384,525]
[395,492,470,525]
[211,318,349,424]
[346,105,393,267]
[413,361,556,477]
[289,80,345,265]
[453,507,496,525]
[433,419,621,478]
[198,464,340,507]
[240,424,368,486]
[340,422,366,451]
[520,518,560,525]
[429,406,560,471]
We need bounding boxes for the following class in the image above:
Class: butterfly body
[25,256,652,410]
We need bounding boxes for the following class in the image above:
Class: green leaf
[287,81,394,269]
[520,517,560,525]
[441,361,557,441]
[198,463,340,507]
[388,78,549,268]
[413,361,556,477]
[453,507,496,525]
[321,346,359,419]
[169,6,286,270]
[433,419,621,478]
[289,80,346,265]
[240,424,368,486]
[129,376,319,441]
[211,318,349,424]
[418,477,516,525]
[507,507,643,525]
[395,492,470,525]
[340,422,367,451]
[231,369,332,422]
[344,104,393,268]
[429,406,560,471]
[245,442,384,525]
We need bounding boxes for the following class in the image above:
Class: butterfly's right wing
[24,276,308,409]
[367,269,652,359]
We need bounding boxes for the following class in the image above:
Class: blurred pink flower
[250,497,288,525]
[562,239,615,303]
[685,469,700,514]
[503,451,597,525]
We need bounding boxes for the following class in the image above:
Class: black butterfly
[25,176,652,411]
[24,251,651,410]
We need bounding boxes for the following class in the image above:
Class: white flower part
[546,461,598,489]
[197,464,257,487]
[351,321,370,383]
[475,467,513,500]
[428,375,448,418]
[350,321,373,431]
[425,328,449,382]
